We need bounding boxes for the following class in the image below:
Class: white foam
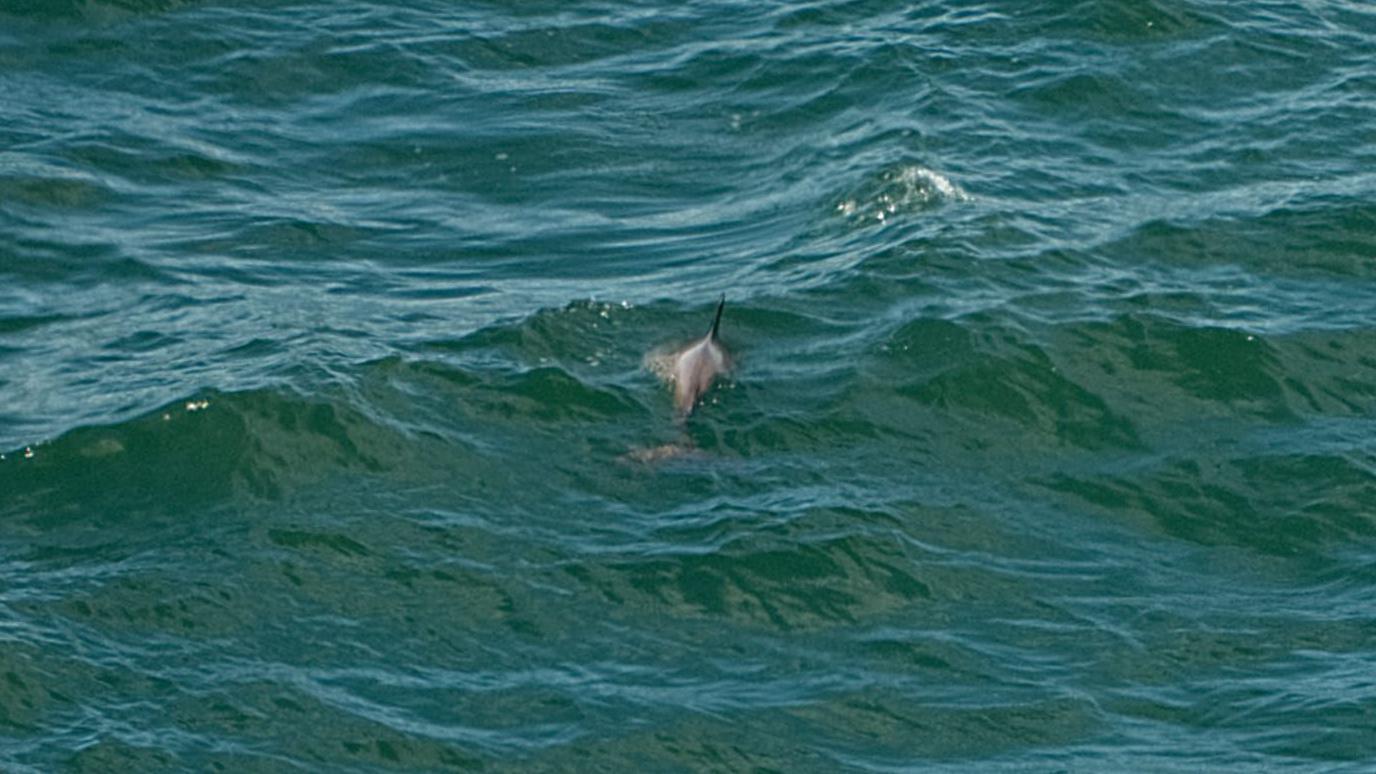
[837,164,969,226]
[902,165,968,201]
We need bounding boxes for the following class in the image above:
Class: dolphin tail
[709,294,725,340]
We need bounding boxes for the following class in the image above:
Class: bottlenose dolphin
[653,295,732,417]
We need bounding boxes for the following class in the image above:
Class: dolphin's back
[667,298,731,414]
[672,336,729,413]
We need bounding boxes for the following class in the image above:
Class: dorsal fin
[708,294,725,341]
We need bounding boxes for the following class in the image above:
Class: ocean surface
[3,0,1375,770]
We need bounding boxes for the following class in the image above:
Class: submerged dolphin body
[646,296,733,417]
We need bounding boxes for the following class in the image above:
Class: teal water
[3,0,1376,770]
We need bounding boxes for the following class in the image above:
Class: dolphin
[648,295,733,417]
[623,297,734,465]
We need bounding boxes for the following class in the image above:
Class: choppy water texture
[3,0,1376,770]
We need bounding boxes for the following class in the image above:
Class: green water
[2,0,1375,770]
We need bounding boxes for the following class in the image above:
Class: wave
[0,387,413,522]
[1037,442,1376,555]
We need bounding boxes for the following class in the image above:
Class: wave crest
[835,164,969,225]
